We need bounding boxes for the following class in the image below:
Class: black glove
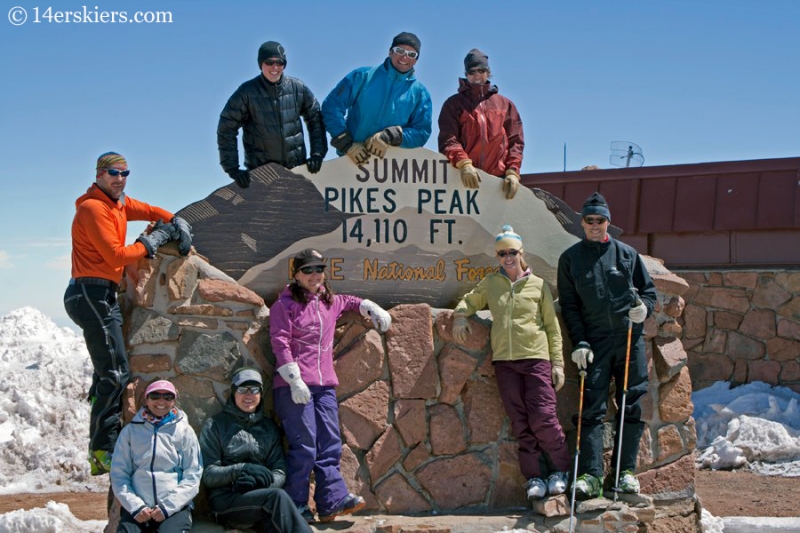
[136,220,173,258]
[233,473,257,493]
[229,169,250,189]
[330,131,354,152]
[380,126,403,146]
[171,216,193,256]
[307,155,323,174]
[243,464,274,488]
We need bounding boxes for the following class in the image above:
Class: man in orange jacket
[63,151,192,475]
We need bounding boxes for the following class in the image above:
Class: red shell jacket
[71,184,174,282]
[438,79,524,177]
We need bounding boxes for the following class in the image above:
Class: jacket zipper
[314,298,324,385]
[150,424,160,508]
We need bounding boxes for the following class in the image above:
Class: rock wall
[677,270,800,393]
[119,248,697,530]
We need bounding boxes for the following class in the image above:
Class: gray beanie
[464,48,489,71]
[391,32,421,54]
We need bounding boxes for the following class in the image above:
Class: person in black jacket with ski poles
[557,192,657,500]
[218,41,327,188]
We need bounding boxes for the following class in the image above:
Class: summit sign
[178,148,582,308]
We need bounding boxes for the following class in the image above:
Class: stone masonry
[118,247,699,532]
[677,270,800,393]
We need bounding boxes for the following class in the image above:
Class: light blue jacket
[110,408,203,518]
[322,57,432,149]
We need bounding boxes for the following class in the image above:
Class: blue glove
[171,217,193,256]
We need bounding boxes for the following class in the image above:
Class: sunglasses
[236,386,262,395]
[263,59,285,67]
[147,392,175,401]
[583,217,608,225]
[497,250,520,257]
[299,265,325,274]
[103,168,131,178]
[391,46,419,59]
[467,68,489,75]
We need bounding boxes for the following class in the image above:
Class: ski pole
[569,369,586,533]
[612,291,642,501]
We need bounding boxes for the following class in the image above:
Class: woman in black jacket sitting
[199,367,312,532]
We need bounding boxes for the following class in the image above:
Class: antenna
[609,141,644,168]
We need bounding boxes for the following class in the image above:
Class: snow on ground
[1,307,799,529]
[0,501,106,533]
[0,307,108,495]
[693,381,800,476]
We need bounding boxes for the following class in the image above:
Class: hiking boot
[525,477,547,500]
[297,504,316,523]
[318,493,365,523]
[573,474,602,500]
[546,471,569,496]
[89,450,112,476]
[617,470,640,494]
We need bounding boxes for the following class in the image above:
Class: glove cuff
[505,168,520,178]
[277,362,302,384]
[576,341,590,350]
[136,236,156,258]
[456,159,473,170]
[331,132,354,152]
[359,299,377,318]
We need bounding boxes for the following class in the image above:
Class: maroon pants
[495,359,571,479]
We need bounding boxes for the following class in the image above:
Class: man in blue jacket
[321,32,432,164]
[557,192,657,500]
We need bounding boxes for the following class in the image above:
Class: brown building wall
[522,157,800,268]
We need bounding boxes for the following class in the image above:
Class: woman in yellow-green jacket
[452,225,570,502]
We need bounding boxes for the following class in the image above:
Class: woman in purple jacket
[269,248,391,524]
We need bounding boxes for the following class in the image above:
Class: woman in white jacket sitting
[110,380,203,532]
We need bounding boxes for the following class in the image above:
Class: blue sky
[1,0,798,328]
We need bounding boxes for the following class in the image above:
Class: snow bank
[0,501,105,533]
[693,381,800,476]
[0,307,108,494]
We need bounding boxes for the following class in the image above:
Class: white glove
[551,365,565,391]
[629,301,647,324]
[360,299,392,332]
[571,341,594,370]
[452,314,471,344]
[277,362,310,405]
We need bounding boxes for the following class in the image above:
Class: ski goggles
[391,46,419,59]
[236,386,262,395]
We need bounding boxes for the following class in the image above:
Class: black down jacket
[217,74,327,174]
[199,396,287,510]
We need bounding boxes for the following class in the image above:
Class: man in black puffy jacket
[217,41,327,188]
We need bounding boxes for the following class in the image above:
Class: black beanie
[464,48,489,71]
[257,41,287,67]
[581,192,611,221]
[391,32,421,54]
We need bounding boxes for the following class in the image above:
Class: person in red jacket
[438,48,524,199]
[63,151,192,476]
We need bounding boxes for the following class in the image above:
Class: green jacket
[454,270,563,366]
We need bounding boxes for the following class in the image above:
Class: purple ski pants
[494,358,571,479]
